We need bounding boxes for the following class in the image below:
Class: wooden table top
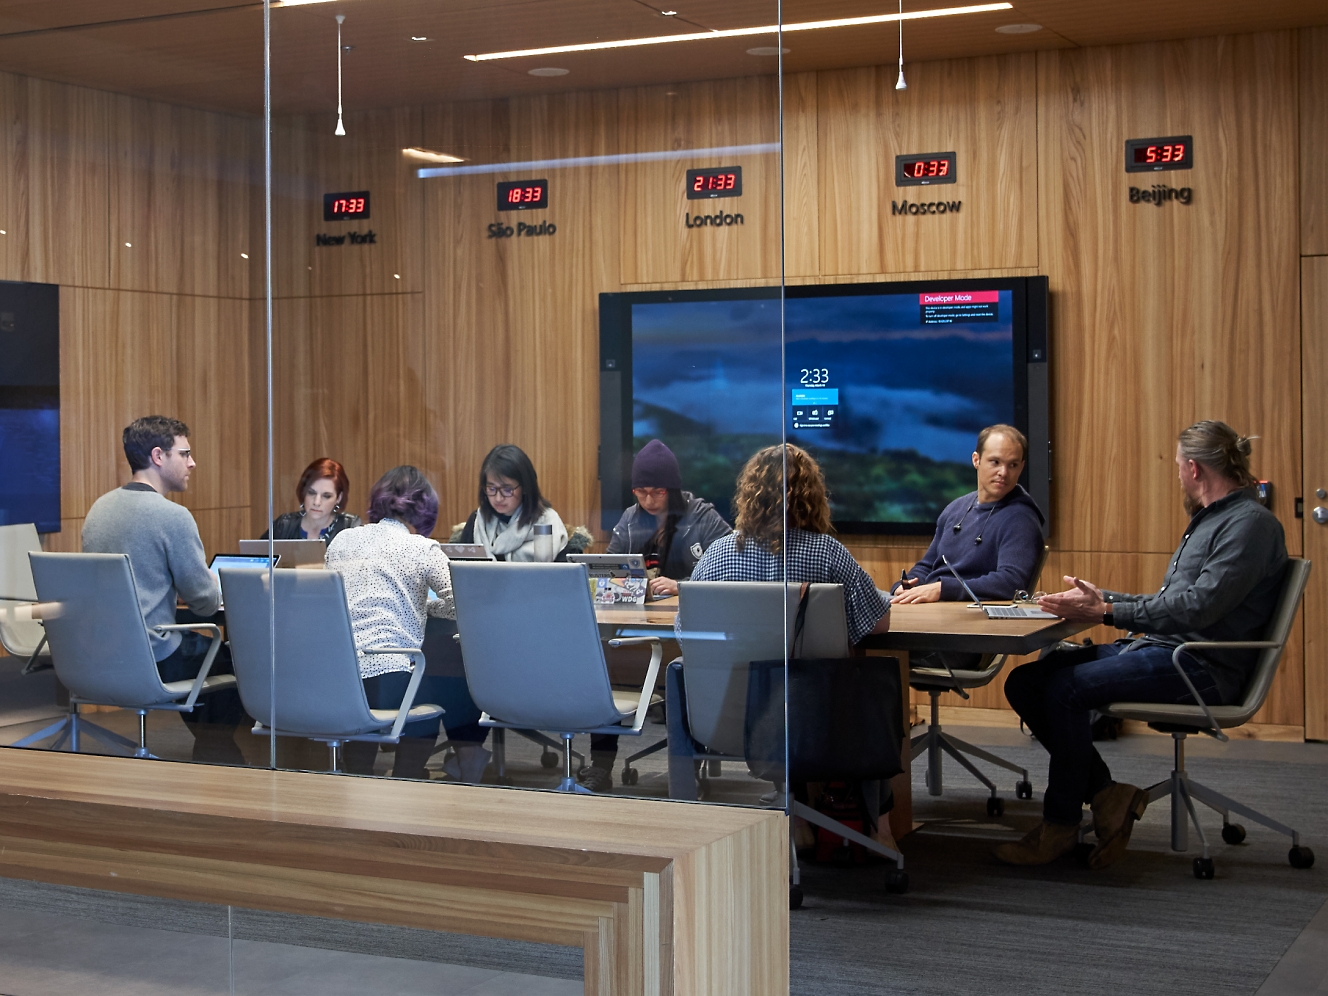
[0,750,778,863]
[598,596,1090,656]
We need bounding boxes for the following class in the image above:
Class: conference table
[595,596,1093,833]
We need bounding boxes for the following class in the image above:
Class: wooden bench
[0,751,787,995]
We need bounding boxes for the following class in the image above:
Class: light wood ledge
[0,751,788,996]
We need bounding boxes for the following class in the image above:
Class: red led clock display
[323,191,370,221]
[686,166,743,200]
[1125,135,1193,173]
[894,152,957,187]
[496,179,548,211]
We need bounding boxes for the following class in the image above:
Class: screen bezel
[599,276,1049,537]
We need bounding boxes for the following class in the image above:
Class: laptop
[566,553,648,605]
[438,543,494,560]
[208,553,278,607]
[239,538,326,568]
[941,555,1058,619]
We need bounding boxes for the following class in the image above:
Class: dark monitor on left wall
[0,281,60,533]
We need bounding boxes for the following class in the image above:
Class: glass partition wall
[264,0,789,804]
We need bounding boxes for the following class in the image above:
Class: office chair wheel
[1073,842,1094,868]
[1015,780,1033,800]
[789,885,804,910]
[539,749,559,769]
[621,766,639,786]
[1221,823,1247,845]
[986,797,1004,818]
[1193,857,1216,880]
[884,868,909,894]
[1289,846,1315,869]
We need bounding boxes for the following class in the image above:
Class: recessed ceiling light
[410,36,429,42]
[240,253,249,259]
[661,9,678,14]
[394,273,401,279]
[995,22,1042,33]
[528,67,570,76]
[124,242,132,248]
[0,230,6,235]
[747,46,789,56]
[466,3,1013,61]
[402,147,466,164]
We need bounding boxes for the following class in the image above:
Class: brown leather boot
[993,821,1080,865]
[1088,782,1148,869]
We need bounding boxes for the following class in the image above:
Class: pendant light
[895,0,907,90]
[334,14,347,136]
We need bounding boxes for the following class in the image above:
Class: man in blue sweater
[893,424,1045,606]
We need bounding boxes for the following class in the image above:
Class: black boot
[390,736,437,779]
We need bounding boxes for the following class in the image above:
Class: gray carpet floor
[791,725,1328,996]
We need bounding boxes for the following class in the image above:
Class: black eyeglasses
[484,484,519,498]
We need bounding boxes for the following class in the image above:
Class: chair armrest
[151,624,222,709]
[359,648,429,739]
[621,638,663,734]
[1168,642,1250,744]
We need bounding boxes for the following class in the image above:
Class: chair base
[908,690,1030,804]
[1142,733,1305,863]
[13,705,147,758]
[789,798,907,902]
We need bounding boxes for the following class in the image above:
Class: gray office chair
[13,552,231,758]
[667,582,853,800]
[219,567,442,772]
[1101,558,1313,879]
[1099,563,1317,881]
[0,523,52,672]
[908,544,1050,815]
[450,561,661,794]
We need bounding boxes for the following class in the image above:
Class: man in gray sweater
[82,416,246,764]
[999,421,1288,870]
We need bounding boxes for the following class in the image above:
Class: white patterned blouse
[324,518,455,678]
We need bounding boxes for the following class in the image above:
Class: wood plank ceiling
[0,0,1321,115]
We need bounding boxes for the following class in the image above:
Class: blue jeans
[1004,641,1222,825]
[360,672,486,743]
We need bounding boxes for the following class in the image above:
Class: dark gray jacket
[606,491,731,580]
[1104,488,1288,703]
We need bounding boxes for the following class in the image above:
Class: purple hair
[366,465,439,536]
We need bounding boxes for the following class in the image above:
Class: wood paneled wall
[0,69,256,560]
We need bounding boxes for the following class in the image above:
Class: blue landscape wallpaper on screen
[631,290,1014,525]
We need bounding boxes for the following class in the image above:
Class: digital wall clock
[323,191,370,221]
[1125,136,1192,172]
[895,152,957,186]
[686,166,742,199]
[497,179,548,211]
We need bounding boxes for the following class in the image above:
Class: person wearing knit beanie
[586,439,732,793]
[631,438,683,490]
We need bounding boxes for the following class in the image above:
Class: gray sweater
[82,483,220,661]
[1104,488,1288,703]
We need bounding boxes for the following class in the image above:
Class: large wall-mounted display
[599,277,1048,534]
[0,281,60,533]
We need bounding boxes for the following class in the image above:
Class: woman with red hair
[263,457,362,544]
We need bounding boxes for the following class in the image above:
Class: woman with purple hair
[325,465,490,783]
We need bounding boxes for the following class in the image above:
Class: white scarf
[473,507,565,561]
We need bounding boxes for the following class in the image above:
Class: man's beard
[1183,492,1202,517]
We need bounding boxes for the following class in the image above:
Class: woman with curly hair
[325,465,489,783]
[690,443,889,643]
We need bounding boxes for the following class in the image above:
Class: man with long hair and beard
[999,421,1288,870]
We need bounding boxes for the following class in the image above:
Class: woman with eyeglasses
[458,444,567,562]
[606,439,731,598]
[262,457,361,544]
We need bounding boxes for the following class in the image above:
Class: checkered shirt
[690,528,888,644]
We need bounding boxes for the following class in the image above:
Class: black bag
[744,583,904,784]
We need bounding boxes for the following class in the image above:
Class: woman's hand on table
[891,581,942,604]
[648,576,679,597]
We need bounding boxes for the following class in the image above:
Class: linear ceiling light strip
[416,142,781,178]
[463,2,1012,61]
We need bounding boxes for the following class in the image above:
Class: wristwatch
[1103,610,1115,627]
